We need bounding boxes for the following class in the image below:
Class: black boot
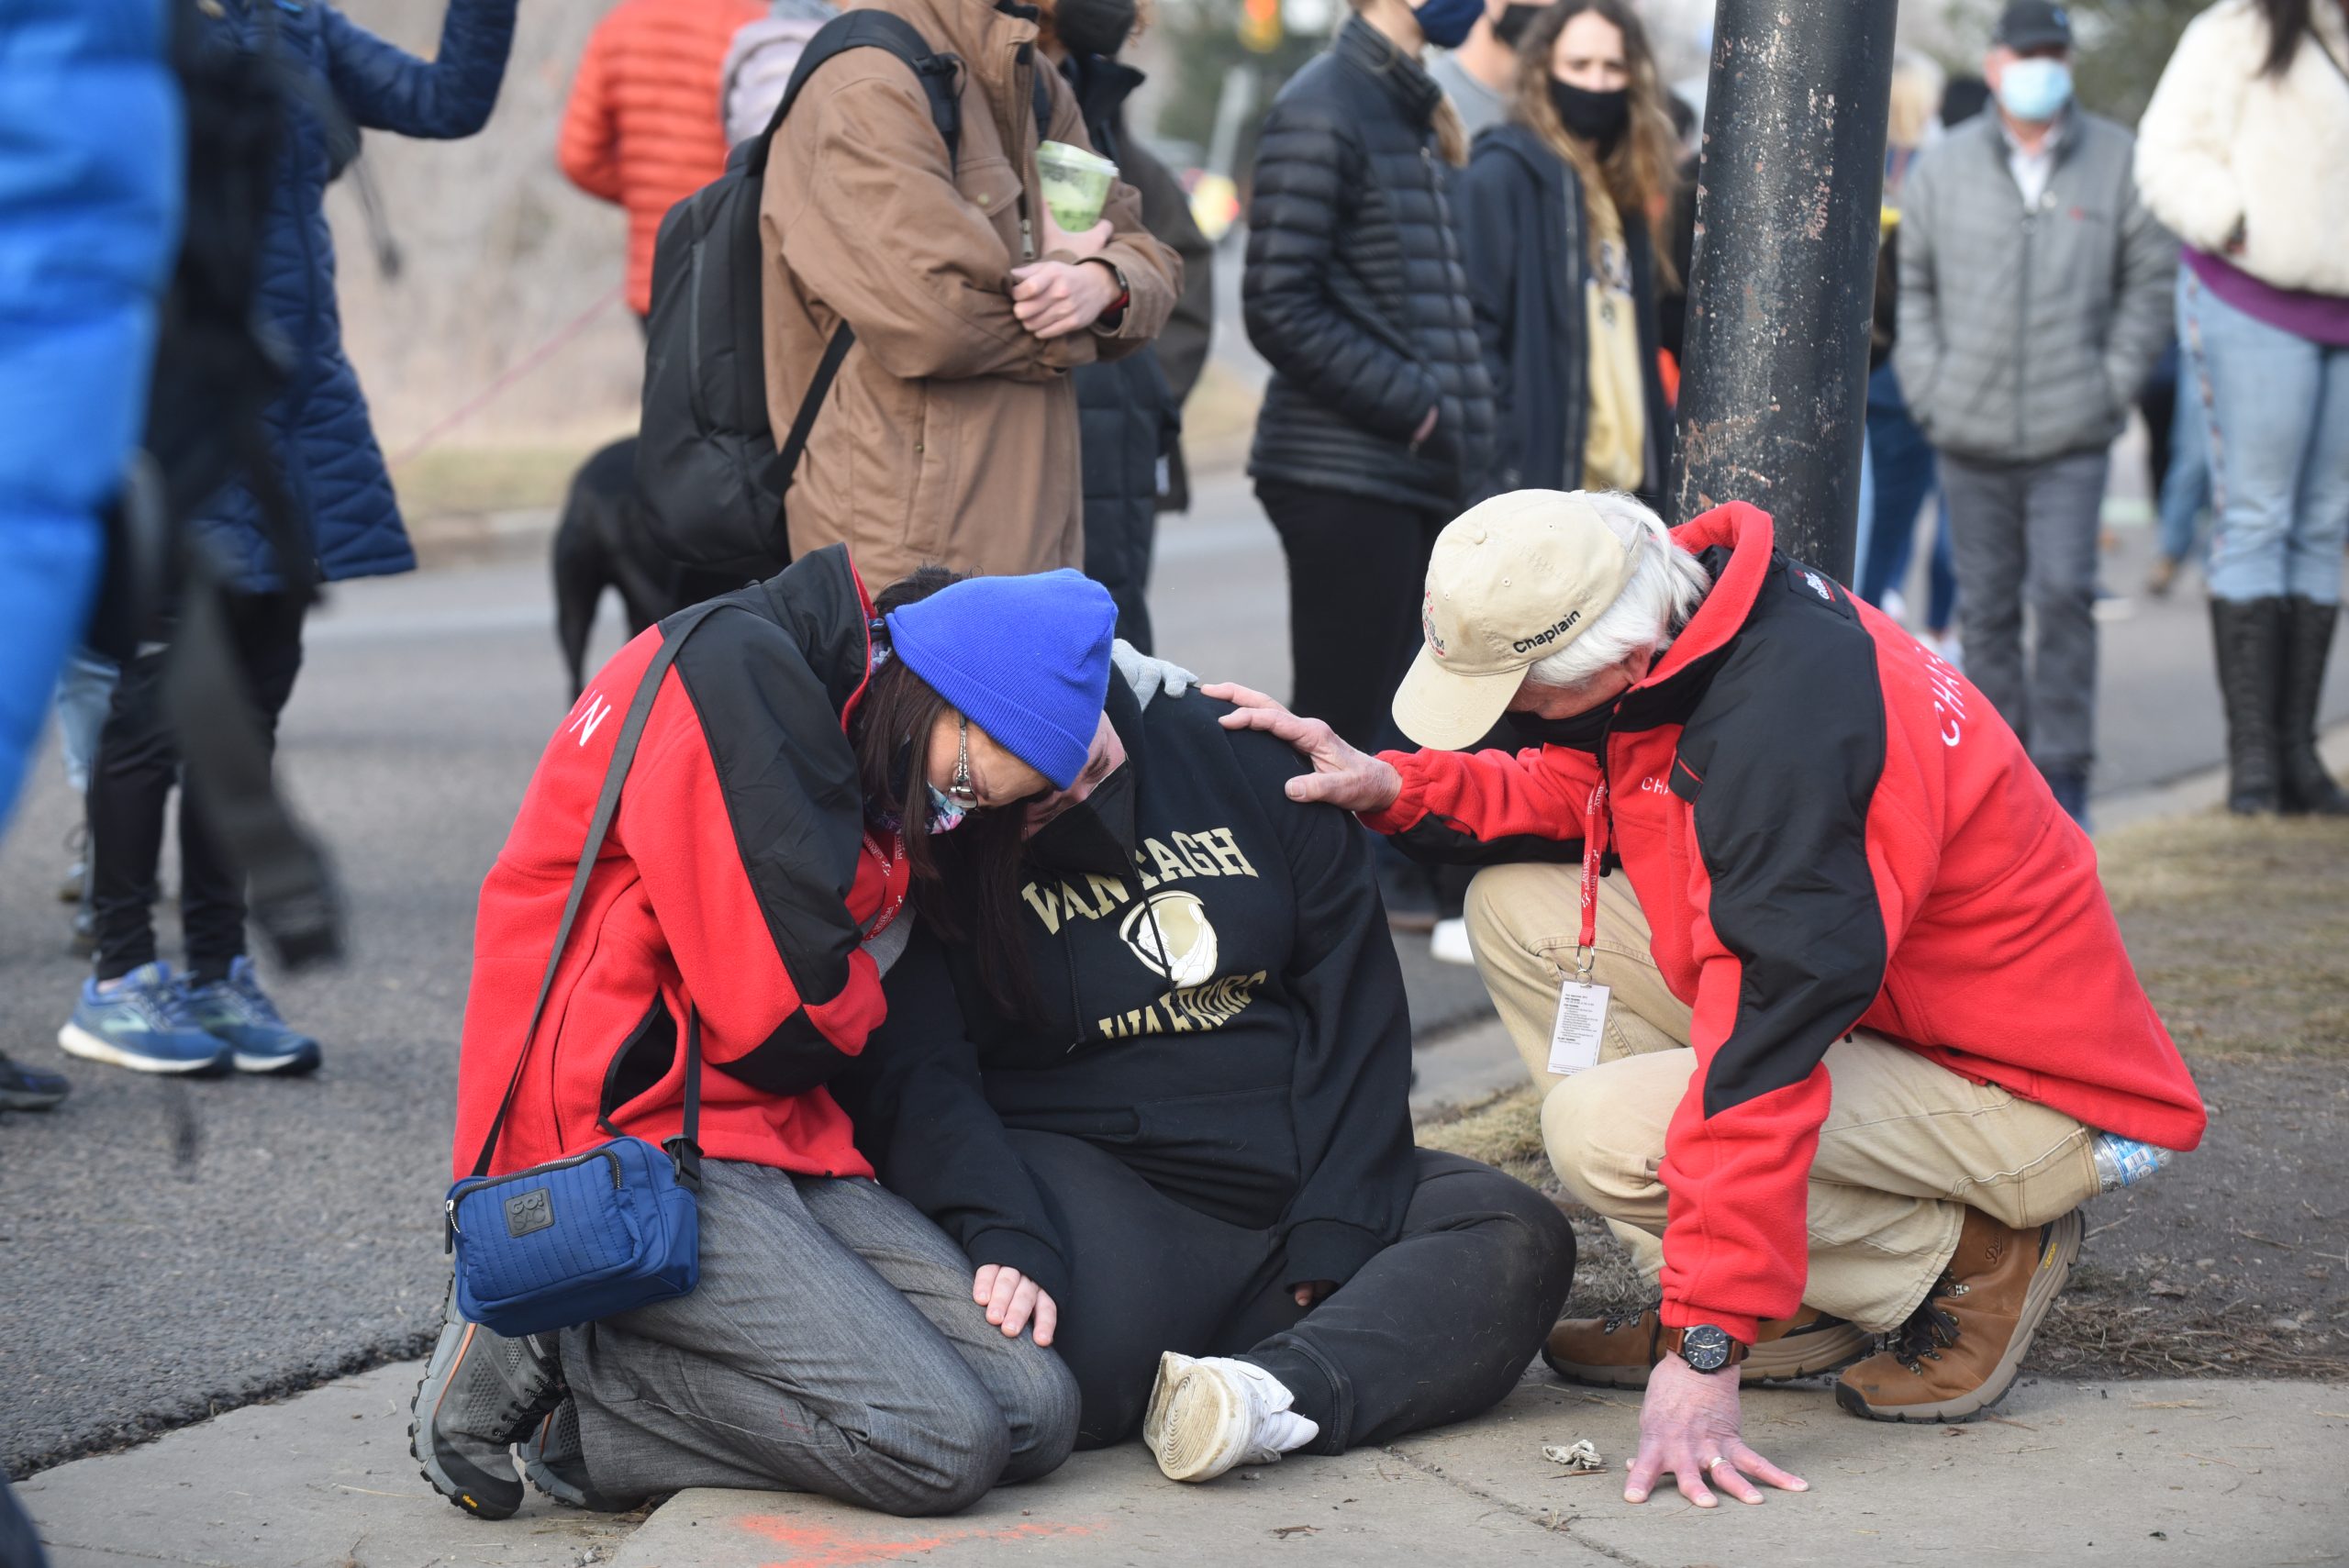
[2210,598,2286,815]
[2278,597,2349,815]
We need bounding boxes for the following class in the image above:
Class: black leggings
[1008,1133,1576,1451]
[1257,481,1447,755]
[88,592,306,983]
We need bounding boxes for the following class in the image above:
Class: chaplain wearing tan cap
[1390,489,1647,751]
[1202,484,2179,1520]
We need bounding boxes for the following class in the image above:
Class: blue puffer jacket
[0,0,180,823]
[197,0,514,591]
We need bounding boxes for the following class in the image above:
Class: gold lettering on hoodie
[1093,971,1271,1041]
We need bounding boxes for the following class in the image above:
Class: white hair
[1524,493,1713,692]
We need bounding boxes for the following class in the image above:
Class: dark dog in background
[551,437,740,699]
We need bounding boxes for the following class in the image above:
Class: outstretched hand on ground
[1624,1358,1808,1508]
[1205,684,1404,814]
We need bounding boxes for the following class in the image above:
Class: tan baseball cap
[1391,490,1645,751]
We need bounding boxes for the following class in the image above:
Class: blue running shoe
[59,962,231,1076]
[184,957,322,1075]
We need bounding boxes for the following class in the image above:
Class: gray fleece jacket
[1894,109,2176,465]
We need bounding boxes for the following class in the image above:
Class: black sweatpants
[88,592,307,984]
[1008,1133,1576,1451]
[1258,481,1448,755]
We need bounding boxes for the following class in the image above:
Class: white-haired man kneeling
[1209,489,2202,1511]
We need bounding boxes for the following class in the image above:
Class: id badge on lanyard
[1549,778,1611,1076]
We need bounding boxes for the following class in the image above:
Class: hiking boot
[184,957,322,1075]
[520,1400,625,1512]
[1542,1304,1872,1389]
[1835,1207,2083,1424]
[0,1052,71,1112]
[1144,1352,1319,1484]
[58,963,231,1076]
[410,1287,562,1519]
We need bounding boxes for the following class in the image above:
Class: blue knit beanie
[885,570,1118,790]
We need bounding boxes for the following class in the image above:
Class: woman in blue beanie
[419,548,1142,1520]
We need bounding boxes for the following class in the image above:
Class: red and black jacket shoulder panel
[1675,552,1890,1118]
[666,549,875,1095]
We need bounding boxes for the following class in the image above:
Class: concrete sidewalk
[22,1359,2347,1567]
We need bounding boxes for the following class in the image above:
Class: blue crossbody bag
[442,602,726,1339]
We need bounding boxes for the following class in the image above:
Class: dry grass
[1181,361,1263,475]
[2099,811,2349,1058]
[389,441,606,520]
[1418,1084,1546,1186]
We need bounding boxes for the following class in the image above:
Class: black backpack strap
[768,322,859,499]
[466,599,731,1182]
[662,1008,704,1192]
[744,10,965,507]
[749,10,963,179]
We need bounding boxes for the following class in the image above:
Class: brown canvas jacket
[759,0,1178,585]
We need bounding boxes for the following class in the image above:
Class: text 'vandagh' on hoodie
[1363,502,2206,1344]
[840,682,1418,1308]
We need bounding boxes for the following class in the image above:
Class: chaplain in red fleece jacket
[1210,488,2202,1513]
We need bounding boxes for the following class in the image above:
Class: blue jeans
[1861,364,1958,628]
[52,647,119,796]
[2181,270,2349,604]
[2157,338,2212,565]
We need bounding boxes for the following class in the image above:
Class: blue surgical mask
[925,784,970,835]
[1412,0,1486,51]
[1996,58,2072,124]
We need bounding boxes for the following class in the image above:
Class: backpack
[635,10,964,578]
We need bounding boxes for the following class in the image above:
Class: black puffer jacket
[1242,17,1494,512]
[1067,54,1189,653]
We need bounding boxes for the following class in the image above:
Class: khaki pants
[1464,862,2102,1330]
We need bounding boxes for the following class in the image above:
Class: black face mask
[1505,702,1616,753]
[1550,79,1631,150]
[1053,0,1138,60]
[1024,762,1139,877]
[1491,3,1548,48]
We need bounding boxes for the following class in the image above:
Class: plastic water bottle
[2090,1133,2174,1194]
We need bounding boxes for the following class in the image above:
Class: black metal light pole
[1669,0,1899,582]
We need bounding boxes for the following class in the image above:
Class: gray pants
[1939,448,2110,776]
[560,1161,1078,1516]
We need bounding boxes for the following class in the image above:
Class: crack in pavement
[1377,1443,1662,1568]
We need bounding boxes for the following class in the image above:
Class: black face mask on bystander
[1550,79,1631,150]
[1505,703,1616,753]
[1025,762,1141,877]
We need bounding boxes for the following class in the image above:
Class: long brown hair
[852,570,1038,1018]
[2254,0,2316,76]
[1508,0,1681,288]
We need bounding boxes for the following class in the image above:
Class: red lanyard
[861,830,908,938]
[1575,777,1609,982]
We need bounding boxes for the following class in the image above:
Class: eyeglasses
[943,715,981,807]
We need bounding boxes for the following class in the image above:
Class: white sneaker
[1880,586,1909,627]
[1428,917,1475,966]
[1143,1351,1320,1483]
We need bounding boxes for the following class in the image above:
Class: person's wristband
[1085,258,1130,329]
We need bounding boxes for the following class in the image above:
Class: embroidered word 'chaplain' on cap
[1393,490,1643,751]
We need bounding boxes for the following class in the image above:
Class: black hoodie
[840,684,1417,1307]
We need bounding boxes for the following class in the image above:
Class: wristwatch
[1663,1323,1749,1373]
[1085,258,1130,329]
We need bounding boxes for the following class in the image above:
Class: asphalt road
[1,467,2342,1478]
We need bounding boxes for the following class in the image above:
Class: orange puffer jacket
[560,0,763,314]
